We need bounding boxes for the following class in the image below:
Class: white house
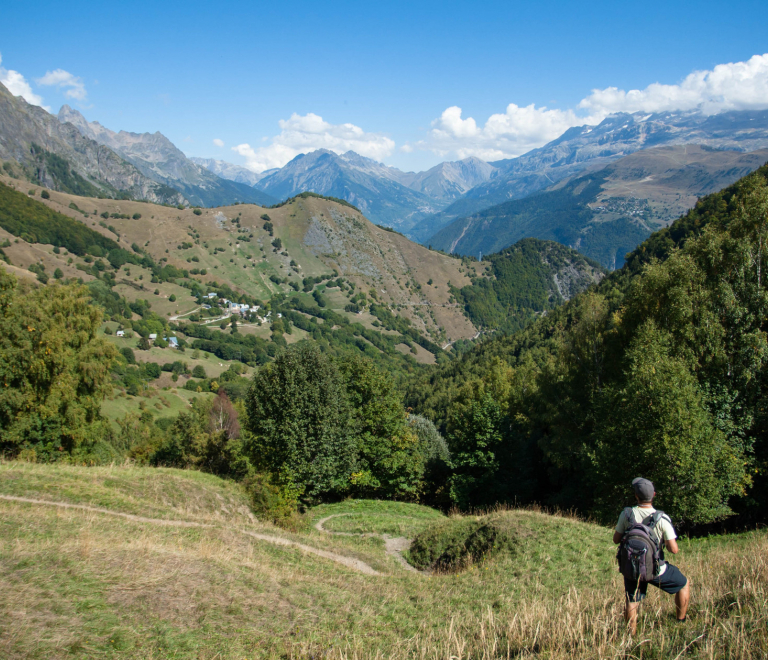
[206,293,216,299]
[116,330,125,337]
[149,333,158,342]
[165,337,179,348]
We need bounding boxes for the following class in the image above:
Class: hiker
[613,477,690,634]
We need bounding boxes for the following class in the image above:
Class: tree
[120,347,136,364]
[245,342,354,501]
[272,238,282,250]
[0,268,117,459]
[192,364,206,378]
[591,322,749,525]
[53,268,63,280]
[340,356,426,499]
[137,337,151,350]
[169,294,176,302]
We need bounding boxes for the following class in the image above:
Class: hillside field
[1,462,766,659]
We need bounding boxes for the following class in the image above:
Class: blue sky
[2,0,768,173]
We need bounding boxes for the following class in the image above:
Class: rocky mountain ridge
[0,83,184,205]
[58,106,276,208]
[418,109,768,239]
[430,144,768,269]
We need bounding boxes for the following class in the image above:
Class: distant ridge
[58,106,277,208]
[0,82,184,205]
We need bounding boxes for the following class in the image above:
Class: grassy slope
[1,463,766,659]
[0,174,478,345]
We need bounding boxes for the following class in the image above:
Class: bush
[120,347,136,364]
[407,513,519,572]
[132,213,141,220]
[272,237,282,250]
[193,208,202,216]
[40,190,50,199]
[192,365,206,379]
[169,294,176,302]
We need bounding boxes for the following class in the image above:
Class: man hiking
[613,477,690,634]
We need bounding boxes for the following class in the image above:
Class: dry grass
[0,463,765,659]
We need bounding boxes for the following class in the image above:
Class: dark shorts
[624,563,687,602]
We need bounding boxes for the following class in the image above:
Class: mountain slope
[417,109,768,240]
[190,157,274,187]
[0,83,184,205]
[256,150,441,230]
[452,238,605,334]
[58,106,277,208]
[431,145,768,268]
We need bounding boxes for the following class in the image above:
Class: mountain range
[57,106,277,208]
[430,144,768,268]
[413,109,768,242]
[3,77,768,272]
[0,82,184,205]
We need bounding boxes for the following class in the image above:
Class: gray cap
[632,477,655,502]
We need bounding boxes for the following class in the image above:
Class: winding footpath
[0,494,380,576]
[314,513,423,573]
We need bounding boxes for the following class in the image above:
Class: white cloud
[580,53,768,117]
[423,54,768,162]
[36,68,87,101]
[0,53,47,109]
[213,138,224,147]
[426,104,582,161]
[233,112,395,172]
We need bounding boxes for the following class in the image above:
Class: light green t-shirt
[615,505,676,576]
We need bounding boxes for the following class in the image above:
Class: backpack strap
[647,511,664,530]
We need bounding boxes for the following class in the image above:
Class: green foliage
[408,512,519,571]
[0,182,119,256]
[271,237,282,250]
[431,171,651,269]
[120,347,135,364]
[0,269,118,460]
[453,238,604,334]
[193,208,202,216]
[341,356,425,499]
[192,364,206,379]
[408,165,768,526]
[245,342,355,502]
[270,191,360,212]
[40,190,50,199]
[29,145,102,197]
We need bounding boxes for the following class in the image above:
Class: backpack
[616,508,666,583]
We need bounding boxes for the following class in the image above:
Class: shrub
[192,365,206,379]
[40,190,50,199]
[120,347,136,364]
[169,294,176,302]
[407,513,519,571]
[132,213,141,220]
[193,208,202,216]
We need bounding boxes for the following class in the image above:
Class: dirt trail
[0,494,380,576]
[314,513,423,573]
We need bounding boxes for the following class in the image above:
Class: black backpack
[616,508,666,583]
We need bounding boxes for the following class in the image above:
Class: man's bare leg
[675,582,690,621]
[624,599,640,635]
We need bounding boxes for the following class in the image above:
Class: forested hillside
[451,238,604,334]
[407,163,768,527]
